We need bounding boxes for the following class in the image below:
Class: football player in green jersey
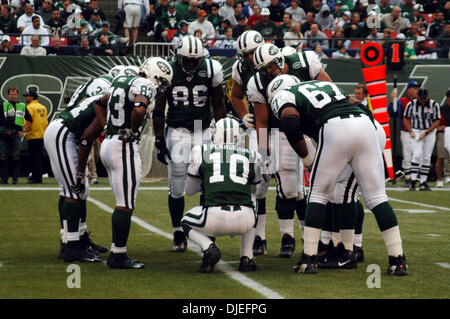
[153,35,227,253]
[67,75,113,109]
[268,75,407,276]
[82,57,173,269]
[230,30,271,256]
[246,43,332,259]
[44,95,107,263]
[181,117,261,273]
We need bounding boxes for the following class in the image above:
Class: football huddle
[46,31,407,277]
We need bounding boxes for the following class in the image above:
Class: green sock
[275,197,296,219]
[58,195,65,230]
[295,198,306,221]
[371,201,399,231]
[340,202,357,230]
[304,202,327,229]
[112,208,132,250]
[64,201,81,242]
[168,195,184,229]
[355,200,364,235]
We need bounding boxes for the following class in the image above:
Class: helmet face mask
[176,35,205,74]
[178,55,204,74]
[237,30,264,68]
[259,59,283,79]
[238,48,257,67]
[139,57,173,92]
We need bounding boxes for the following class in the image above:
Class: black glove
[155,136,171,165]
[70,172,86,195]
[118,128,138,142]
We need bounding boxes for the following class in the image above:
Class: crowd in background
[0,0,449,58]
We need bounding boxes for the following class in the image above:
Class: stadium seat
[426,40,436,48]
[422,13,435,24]
[10,36,19,45]
[60,37,68,46]
[275,22,281,26]
[349,40,363,49]
[390,30,397,39]
[167,29,177,42]
[323,30,333,39]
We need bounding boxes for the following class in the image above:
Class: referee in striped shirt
[403,88,441,191]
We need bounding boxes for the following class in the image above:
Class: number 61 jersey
[166,59,224,131]
[105,75,156,136]
[188,144,261,208]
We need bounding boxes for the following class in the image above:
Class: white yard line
[388,197,450,212]
[87,196,285,300]
[364,209,436,214]
[435,263,450,269]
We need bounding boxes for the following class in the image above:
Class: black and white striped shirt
[403,99,441,130]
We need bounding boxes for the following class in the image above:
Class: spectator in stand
[176,0,190,18]
[92,21,124,46]
[0,5,17,34]
[171,19,189,45]
[21,15,50,46]
[118,0,150,46]
[215,26,237,48]
[400,0,415,18]
[330,26,350,49]
[74,35,94,55]
[331,43,351,58]
[379,0,393,14]
[359,11,387,37]
[89,9,103,31]
[60,0,77,22]
[315,3,334,30]
[353,83,368,106]
[437,21,450,58]
[335,9,350,29]
[159,2,183,42]
[427,10,445,39]
[313,43,327,59]
[228,2,244,26]
[404,22,422,40]
[252,7,277,39]
[46,8,65,35]
[47,35,69,55]
[300,11,317,35]
[38,0,53,24]
[283,21,303,50]
[188,9,216,40]
[285,0,305,23]
[395,33,417,59]
[268,0,285,22]
[17,3,44,33]
[153,0,170,40]
[309,0,322,14]
[381,27,392,49]
[257,0,271,8]
[343,12,364,38]
[184,0,200,23]
[366,26,384,40]
[0,35,14,54]
[155,0,170,20]
[435,89,450,188]
[200,0,215,15]
[208,3,223,31]
[82,0,106,22]
[217,19,231,36]
[409,4,427,32]
[382,6,406,32]
[219,0,235,24]
[275,12,293,46]
[444,1,450,21]
[414,35,438,59]
[94,33,119,56]
[20,34,47,55]
[305,22,328,48]
[243,0,257,18]
[248,3,262,27]
[232,14,249,38]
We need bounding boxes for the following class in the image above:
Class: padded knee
[168,162,187,198]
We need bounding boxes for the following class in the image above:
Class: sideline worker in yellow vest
[23,89,48,184]
[0,87,32,184]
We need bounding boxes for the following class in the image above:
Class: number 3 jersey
[271,81,365,136]
[105,75,156,136]
[188,144,261,208]
[166,59,224,131]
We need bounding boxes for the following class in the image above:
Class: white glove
[242,113,255,128]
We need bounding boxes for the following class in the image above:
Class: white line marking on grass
[0,261,2,267]
[388,197,450,212]
[435,263,450,269]
[427,234,441,237]
[87,196,285,300]
[364,209,436,214]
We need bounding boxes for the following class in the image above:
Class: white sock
[67,232,80,242]
[256,214,266,239]
[420,174,428,184]
[354,234,363,247]
[279,219,294,237]
[381,225,403,257]
[79,222,87,236]
[173,226,183,233]
[241,228,255,259]
[112,245,127,253]
[331,232,341,246]
[187,228,213,251]
[60,228,65,242]
[62,220,68,244]
[320,230,332,245]
[340,229,354,251]
[304,226,322,256]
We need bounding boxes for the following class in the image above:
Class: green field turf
[0,178,449,299]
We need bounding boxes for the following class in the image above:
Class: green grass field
[0,177,449,299]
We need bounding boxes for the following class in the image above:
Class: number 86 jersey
[105,75,156,136]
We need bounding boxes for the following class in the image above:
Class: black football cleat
[354,245,364,263]
[64,244,102,263]
[238,256,257,272]
[80,232,108,254]
[318,243,357,269]
[409,181,417,191]
[253,235,267,256]
[279,234,296,258]
[107,253,145,269]
[419,182,431,191]
[171,231,187,252]
[294,253,318,274]
[198,243,221,273]
[387,254,408,276]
